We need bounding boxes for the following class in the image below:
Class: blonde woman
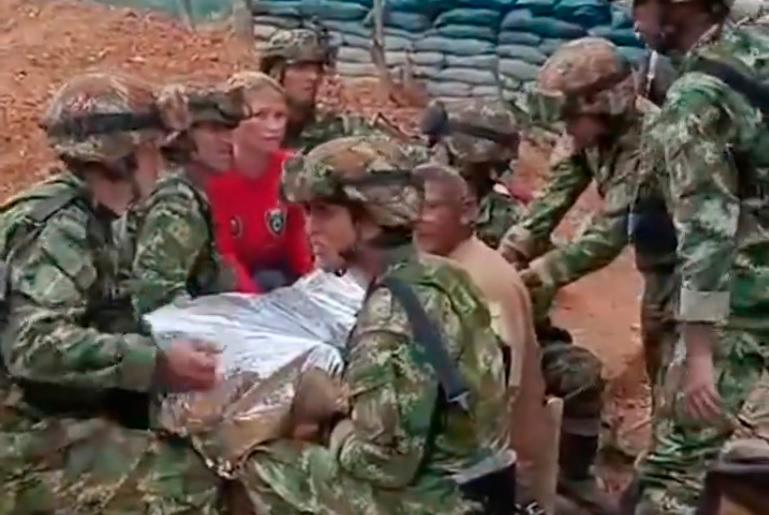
[208,71,313,293]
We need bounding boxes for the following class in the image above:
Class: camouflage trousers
[639,268,678,390]
[540,341,605,437]
[238,439,477,515]
[0,415,224,514]
[634,329,769,515]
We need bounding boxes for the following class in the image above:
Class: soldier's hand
[156,340,220,392]
[683,352,723,424]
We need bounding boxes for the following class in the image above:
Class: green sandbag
[251,1,302,17]
[427,80,474,98]
[554,0,611,26]
[445,53,498,69]
[336,61,378,77]
[343,33,413,51]
[472,85,503,98]
[437,67,499,86]
[415,36,494,56]
[611,5,634,28]
[252,15,302,29]
[498,30,542,46]
[497,44,547,65]
[376,11,432,32]
[589,26,642,47]
[454,0,515,8]
[498,58,540,81]
[414,65,442,79]
[301,1,369,21]
[432,24,498,42]
[513,0,556,16]
[540,38,566,55]
[337,46,375,64]
[502,10,586,39]
[410,51,446,66]
[618,46,647,63]
[322,19,372,38]
[434,8,500,28]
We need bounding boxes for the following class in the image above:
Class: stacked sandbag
[248,0,647,100]
[417,7,501,100]
[587,3,647,64]
[496,0,586,90]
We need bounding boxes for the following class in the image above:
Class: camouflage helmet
[282,136,422,229]
[528,37,636,125]
[259,27,335,78]
[42,72,161,163]
[421,99,520,168]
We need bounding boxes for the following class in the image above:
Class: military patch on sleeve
[229,216,243,239]
[265,208,286,236]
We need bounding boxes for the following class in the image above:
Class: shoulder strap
[379,276,470,412]
[690,57,769,115]
[28,188,81,224]
[0,188,81,303]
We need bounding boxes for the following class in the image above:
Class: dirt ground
[1,0,650,492]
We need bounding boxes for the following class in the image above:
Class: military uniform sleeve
[132,186,210,317]
[500,150,592,260]
[2,211,158,392]
[652,75,755,323]
[529,165,633,288]
[335,286,443,488]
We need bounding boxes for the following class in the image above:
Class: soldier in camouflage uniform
[129,81,248,317]
[420,99,528,249]
[237,136,514,514]
[259,26,411,152]
[498,37,671,514]
[629,0,769,512]
[0,73,225,513]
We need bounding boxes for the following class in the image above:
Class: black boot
[557,433,619,515]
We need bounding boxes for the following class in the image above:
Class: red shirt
[208,150,313,293]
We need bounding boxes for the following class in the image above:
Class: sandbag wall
[250,0,646,101]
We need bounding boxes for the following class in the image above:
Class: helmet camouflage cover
[421,99,520,167]
[528,37,636,125]
[282,136,422,229]
[259,27,335,75]
[42,72,159,163]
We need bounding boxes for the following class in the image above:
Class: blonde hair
[225,71,285,100]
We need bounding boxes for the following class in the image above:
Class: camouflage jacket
[641,23,769,330]
[243,244,511,513]
[131,169,234,318]
[285,109,430,162]
[501,120,653,288]
[0,172,157,415]
[476,188,526,250]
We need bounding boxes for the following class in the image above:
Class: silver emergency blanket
[144,271,365,477]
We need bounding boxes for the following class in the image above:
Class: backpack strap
[378,276,470,412]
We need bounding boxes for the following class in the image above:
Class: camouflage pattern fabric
[282,135,424,229]
[0,172,223,514]
[636,330,769,514]
[500,121,643,318]
[633,23,769,514]
[239,245,511,515]
[259,27,334,74]
[131,169,234,318]
[41,73,160,163]
[476,189,526,250]
[527,38,636,125]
